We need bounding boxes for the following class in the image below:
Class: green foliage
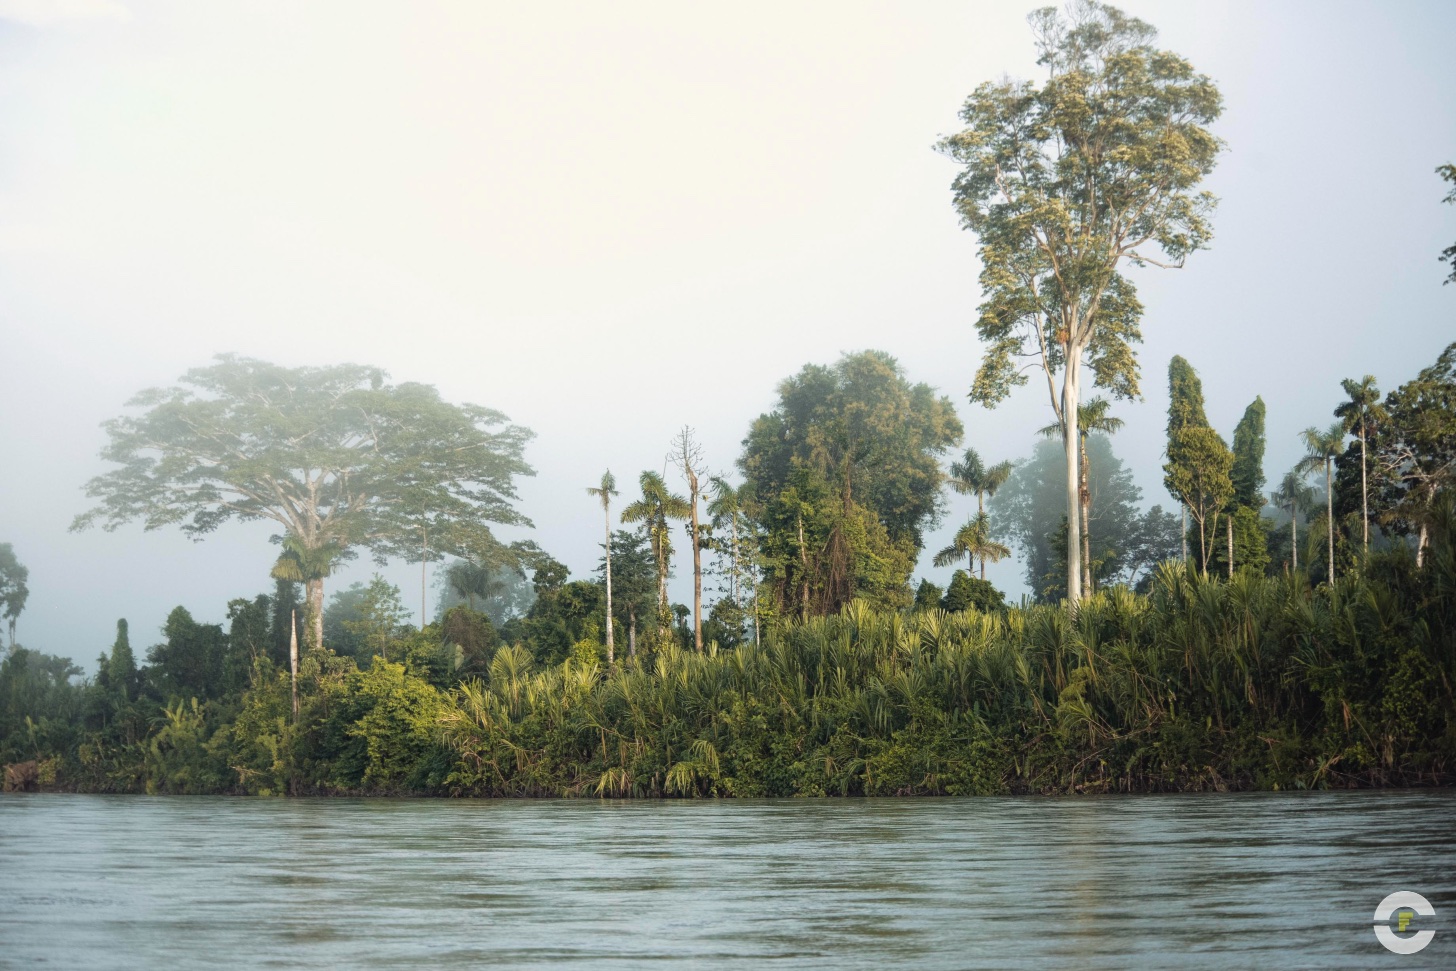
[0,543,29,649]
[147,607,230,702]
[740,350,963,549]
[939,571,1006,614]
[1230,397,1267,509]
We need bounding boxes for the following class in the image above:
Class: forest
[2,2,1454,797]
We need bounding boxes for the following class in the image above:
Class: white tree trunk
[289,609,299,720]
[603,509,614,665]
[1325,461,1335,582]
[1227,516,1234,578]
[307,578,324,653]
[1359,425,1369,552]
[1063,360,1083,604]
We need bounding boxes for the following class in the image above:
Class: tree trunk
[1290,501,1298,571]
[1359,422,1369,553]
[1325,460,1334,582]
[1181,504,1188,564]
[628,611,637,658]
[1063,361,1083,604]
[1417,521,1428,569]
[604,509,614,666]
[289,609,299,721]
[797,514,810,620]
[307,578,324,652]
[1198,511,1208,577]
[1227,516,1234,579]
[690,485,703,653]
[1079,432,1092,598]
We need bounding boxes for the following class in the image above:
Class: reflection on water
[1,792,1452,969]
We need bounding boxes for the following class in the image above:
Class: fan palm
[587,471,619,664]
[1297,421,1346,582]
[620,471,690,638]
[1040,396,1124,595]
[1334,376,1381,553]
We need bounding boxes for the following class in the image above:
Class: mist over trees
[3,3,1453,800]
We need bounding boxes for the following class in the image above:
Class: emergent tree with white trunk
[938,1,1223,604]
[586,471,619,665]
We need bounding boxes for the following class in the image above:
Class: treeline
[2,501,1452,795]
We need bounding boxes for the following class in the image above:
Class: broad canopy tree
[939,1,1223,603]
[73,356,535,652]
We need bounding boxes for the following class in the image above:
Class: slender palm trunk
[1359,422,1369,552]
[689,492,703,653]
[1063,362,1083,604]
[603,508,614,666]
[1181,504,1188,564]
[1079,432,1091,597]
[1227,517,1234,579]
[289,610,299,721]
[1417,521,1429,569]
[1324,459,1334,581]
[977,492,987,580]
[1290,501,1298,571]
[628,612,637,658]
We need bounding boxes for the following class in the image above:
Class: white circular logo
[1374,891,1436,955]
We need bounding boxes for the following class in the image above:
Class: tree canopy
[73,355,536,648]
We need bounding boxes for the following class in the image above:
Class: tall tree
[586,471,619,664]
[598,530,657,659]
[1334,376,1381,553]
[0,544,29,651]
[620,471,689,640]
[741,351,961,616]
[1165,356,1209,563]
[1165,427,1234,577]
[72,356,535,652]
[670,430,709,653]
[1270,469,1315,571]
[947,449,1014,519]
[1225,397,1268,576]
[1298,422,1347,582]
[1230,397,1267,509]
[940,1,1223,604]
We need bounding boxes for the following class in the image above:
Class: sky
[1,0,1452,666]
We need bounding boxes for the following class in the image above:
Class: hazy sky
[1,0,1452,665]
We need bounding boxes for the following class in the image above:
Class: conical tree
[586,471,619,664]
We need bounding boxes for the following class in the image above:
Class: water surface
[1,791,1452,969]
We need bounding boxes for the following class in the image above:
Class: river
[1,791,1452,969]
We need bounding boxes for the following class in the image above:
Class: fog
[1,0,1452,666]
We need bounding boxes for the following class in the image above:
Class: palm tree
[934,513,1010,577]
[1298,421,1346,582]
[445,559,504,612]
[620,471,689,641]
[586,471,619,665]
[1334,376,1381,553]
[1270,470,1315,571]
[1040,396,1124,595]
[948,448,1012,579]
[270,533,348,652]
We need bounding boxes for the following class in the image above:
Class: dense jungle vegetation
[3,2,1454,797]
